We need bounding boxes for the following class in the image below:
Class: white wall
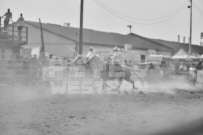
[156,51,172,56]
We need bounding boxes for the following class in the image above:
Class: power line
[95,0,187,21]
[94,0,185,25]
[93,0,187,25]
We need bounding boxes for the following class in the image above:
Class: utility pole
[188,0,193,54]
[79,0,84,55]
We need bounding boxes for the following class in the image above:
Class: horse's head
[87,55,107,73]
[73,55,85,66]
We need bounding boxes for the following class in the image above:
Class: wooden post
[39,18,45,54]
[0,17,1,34]
[26,27,28,44]
[12,25,14,41]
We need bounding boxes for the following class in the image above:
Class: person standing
[17,13,24,39]
[189,64,197,86]
[196,60,203,70]
[1,9,13,30]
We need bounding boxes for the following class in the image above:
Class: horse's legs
[102,78,120,93]
[117,78,123,90]
[102,79,108,91]
[130,80,136,90]
[124,77,136,90]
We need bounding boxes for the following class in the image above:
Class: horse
[84,55,145,91]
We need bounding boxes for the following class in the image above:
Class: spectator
[17,13,24,39]
[49,54,53,59]
[179,62,187,71]
[148,63,155,69]
[55,57,62,66]
[196,60,202,70]
[189,64,197,85]
[160,61,166,68]
[1,9,13,30]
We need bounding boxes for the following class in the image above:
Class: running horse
[84,55,145,91]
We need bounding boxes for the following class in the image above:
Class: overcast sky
[1,0,203,45]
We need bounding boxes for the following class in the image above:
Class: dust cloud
[0,85,51,102]
[147,78,198,94]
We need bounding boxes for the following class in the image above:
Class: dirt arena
[0,82,203,135]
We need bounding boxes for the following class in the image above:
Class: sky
[0,0,203,45]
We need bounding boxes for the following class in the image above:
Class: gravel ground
[0,84,203,135]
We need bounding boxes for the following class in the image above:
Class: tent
[171,49,200,59]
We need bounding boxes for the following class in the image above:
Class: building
[20,21,173,60]
[149,38,203,55]
[10,20,203,61]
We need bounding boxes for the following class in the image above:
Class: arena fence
[0,54,198,88]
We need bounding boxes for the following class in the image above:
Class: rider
[111,46,121,65]
[112,47,120,58]
[86,47,95,63]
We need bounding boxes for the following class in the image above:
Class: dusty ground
[0,83,203,135]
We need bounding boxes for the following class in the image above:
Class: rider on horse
[111,47,120,59]
[86,47,96,63]
[84,47,145,92]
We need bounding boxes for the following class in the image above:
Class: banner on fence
[42,65,103,94]
[42,65,87,81]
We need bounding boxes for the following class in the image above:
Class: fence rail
[0,57,46,86]
[0,55,198,87]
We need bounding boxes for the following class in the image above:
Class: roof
[127,33,173,51]
[149,39,203,55]
[24,21,173,52]
[25,21,118,46]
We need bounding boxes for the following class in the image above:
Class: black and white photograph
[0,0,203,135]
